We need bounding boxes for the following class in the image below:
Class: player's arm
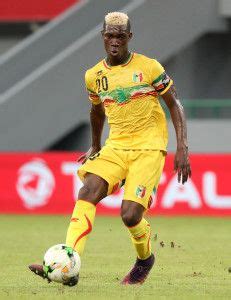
[161,84,191,184]
[90,102,105,151]
[78,70,105,164]
[78,103,105,164]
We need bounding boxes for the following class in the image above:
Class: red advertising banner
[0,0,79,22]
[0,152,231,216]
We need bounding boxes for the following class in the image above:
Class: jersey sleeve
[150,59,173,95]
[85,70,101,105]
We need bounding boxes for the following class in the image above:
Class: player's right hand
[77,147,101,164]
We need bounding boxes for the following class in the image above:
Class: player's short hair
[104,12,131,32]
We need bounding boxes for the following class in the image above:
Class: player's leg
[67,146,126,256]
[121,200,151,260]
[120,200,154,285]
[29,146,126,283]
[121,150,166,284]
[29,173,107,285]
[65,173,108,256]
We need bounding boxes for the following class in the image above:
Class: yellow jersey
[85,52,173,151]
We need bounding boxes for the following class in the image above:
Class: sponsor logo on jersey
[133,72,143,83]
[136,185,146,198]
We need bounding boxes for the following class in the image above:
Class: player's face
[102,25,132,59]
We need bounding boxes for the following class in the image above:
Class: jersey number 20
[96,76,108,93]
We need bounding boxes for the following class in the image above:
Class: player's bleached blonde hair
[105,12,129,26]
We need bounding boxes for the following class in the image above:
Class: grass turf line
[0,215,231,299]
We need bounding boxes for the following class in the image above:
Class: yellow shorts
[78,146,166,209]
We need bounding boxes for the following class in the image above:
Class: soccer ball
[43,244,81,285]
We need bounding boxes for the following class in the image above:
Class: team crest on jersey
[133,72,143,83]
[135,185,146,198]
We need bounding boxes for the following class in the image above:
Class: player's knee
[78,185,92,200]
[78,177,108,203]
[121,208,142,227]
[121,200,144,227]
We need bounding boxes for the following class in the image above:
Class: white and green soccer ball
[43,244,81,285]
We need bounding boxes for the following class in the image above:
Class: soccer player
[29,12,191,285]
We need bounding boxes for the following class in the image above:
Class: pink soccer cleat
[121,253,155,285]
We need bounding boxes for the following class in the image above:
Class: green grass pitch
[0,215,231,299]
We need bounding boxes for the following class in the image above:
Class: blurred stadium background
[0,0,231,298]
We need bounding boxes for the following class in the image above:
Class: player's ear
[128,32,133,41]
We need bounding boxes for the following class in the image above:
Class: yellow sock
[66,200,96,256]
[127,218,151,260]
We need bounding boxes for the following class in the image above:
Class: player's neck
[106,51,131,66]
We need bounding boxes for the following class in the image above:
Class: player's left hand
[174,146,191,184]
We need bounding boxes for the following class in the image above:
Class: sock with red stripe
[127,218,151,260]
[66,200,96,256]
